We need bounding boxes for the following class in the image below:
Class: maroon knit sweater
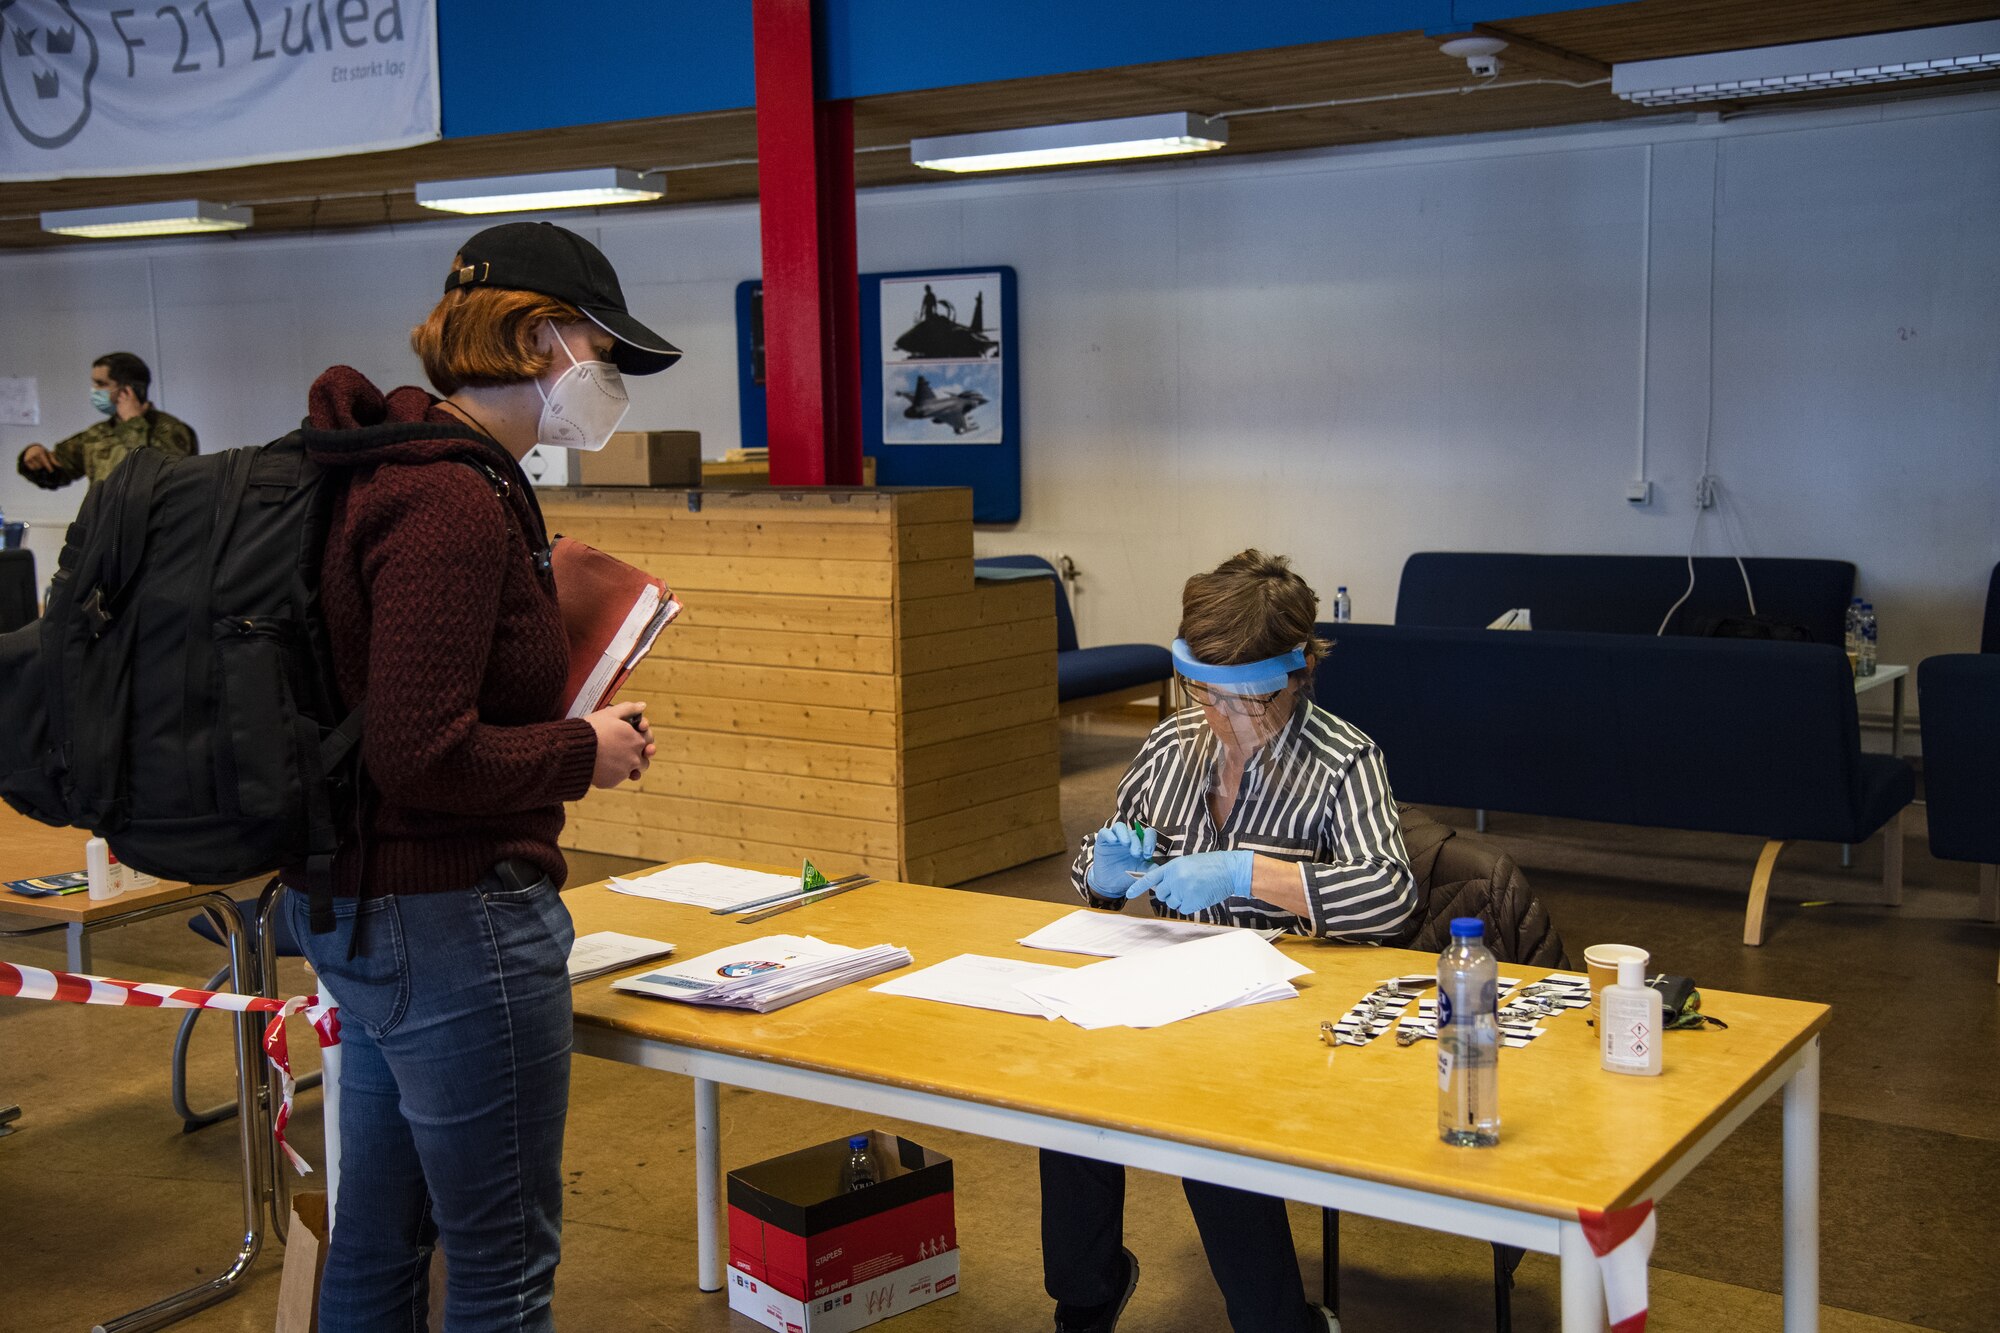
[299,366,598,898]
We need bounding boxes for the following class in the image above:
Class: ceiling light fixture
[1439,36,1508,79]
[1612,18,2000,107]
[414,167,666,215]
[40,199,251,239]
[911,112,1227,174]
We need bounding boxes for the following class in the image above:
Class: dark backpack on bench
[0,437,359,930]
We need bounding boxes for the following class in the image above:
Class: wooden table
[0,806,272,1333]
[566,865,1829,1333]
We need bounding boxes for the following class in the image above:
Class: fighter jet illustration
[896,375,987,435]
[894,286,998,360]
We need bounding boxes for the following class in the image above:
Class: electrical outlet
[1625,481,1652,505]
[1694,476,1718,510]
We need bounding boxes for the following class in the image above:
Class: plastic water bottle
[1438,917,1500,1147]
[1858,603,1877,677]
[841,1135,877,1192]
[1332,586,1352,623]
[1843,597,1863,662]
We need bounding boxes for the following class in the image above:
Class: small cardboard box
[727,1131,959,1333]
[274,1191,330,1333]
[576,430,701,487]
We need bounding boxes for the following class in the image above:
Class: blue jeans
[290,870,576,1333]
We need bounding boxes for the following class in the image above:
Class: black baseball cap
[443,222,681,375]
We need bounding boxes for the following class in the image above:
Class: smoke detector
[1440,36,1508,78]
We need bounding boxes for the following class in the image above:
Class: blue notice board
[735,266,1021,523]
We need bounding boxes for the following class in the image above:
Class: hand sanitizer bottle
[86,837,121,902]
[1600,956,1663,1076]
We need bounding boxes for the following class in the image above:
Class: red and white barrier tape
[0,960,339,1175]
[1579,1199,1656,1332]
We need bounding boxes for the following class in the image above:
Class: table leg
[1559,1220,1606,1332]
[1474,809,1488,834]
[1890,677,1906,759]
[65,921,90,974]
[320,977,344,1226]
[95,897,265,1333]
[1783,1038,1821,1333]
[695,1077,724,1292]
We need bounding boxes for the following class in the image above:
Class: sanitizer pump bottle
[1600,957,1663,1076]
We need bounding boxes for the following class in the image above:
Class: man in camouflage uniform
[16,352,197,494]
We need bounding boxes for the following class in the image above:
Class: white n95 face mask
[535,325,630,452]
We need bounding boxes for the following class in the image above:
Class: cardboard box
[727,1131,959,1333]
[576,430,701,487]
[275,1191,330,1333]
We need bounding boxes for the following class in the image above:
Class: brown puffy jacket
[1391,807,1571,969]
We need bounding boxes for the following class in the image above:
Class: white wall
[2,91,1996,686]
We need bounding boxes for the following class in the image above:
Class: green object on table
[800,859,832,893]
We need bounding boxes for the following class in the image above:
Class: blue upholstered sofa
[1314,621,1914,945]
[1396,551,1856,644]
[974,556,1172,716]
[1916,564,2000,980]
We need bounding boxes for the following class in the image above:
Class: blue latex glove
[1125,851,1255,915]
[1085,823,1158,896]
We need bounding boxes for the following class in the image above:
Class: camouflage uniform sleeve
[153,412,198,459]
[19,424,95,488]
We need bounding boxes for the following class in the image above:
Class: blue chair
[176,879,319,1131]
[1917,654,2000,982]
[1981,563,2000,655]
[974,556,1172,718]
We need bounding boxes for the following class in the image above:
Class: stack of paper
[1014,929,1310,1030]
[567,931,675,983]
[1019,909,1285,959]
[612,935,911,1013]
[607,862,801,911]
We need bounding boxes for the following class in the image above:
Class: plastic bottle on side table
[85,837,122,902]
[1332,586,1352,623]
[842,1135,877,1192]
[1858,603,1878,677]
[1437,917,1500,1147]
[1843,597,1862,665]
[1600,957,1664,1076]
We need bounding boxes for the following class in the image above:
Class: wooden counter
[541,486,1065,886]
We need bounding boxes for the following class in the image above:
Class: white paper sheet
[870,954,1070,1017]
[1014,929,1311,1030]
[566,931,674,983]
[606,863,802,911]
[0,377,37,426]
[1018,909,1285,959]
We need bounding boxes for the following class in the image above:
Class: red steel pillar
[753,0,863,486]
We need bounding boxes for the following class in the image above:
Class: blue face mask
[89,387,114,416]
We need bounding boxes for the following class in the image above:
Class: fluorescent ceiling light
[41,199,250,239]
[911,112,1227,173]
[1613,19,2000,107]
[415,167,665,215]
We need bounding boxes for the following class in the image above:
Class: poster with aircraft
[879,272,1004,445]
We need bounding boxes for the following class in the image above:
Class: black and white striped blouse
[1070,702,1417,941]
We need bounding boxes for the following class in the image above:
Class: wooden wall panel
[552,487,1061,887]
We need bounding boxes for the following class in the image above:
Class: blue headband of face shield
[1171,639,1307,696]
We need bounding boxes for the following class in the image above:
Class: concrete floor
[1,711,1994,1332]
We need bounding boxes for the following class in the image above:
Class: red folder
[552,537,682,718]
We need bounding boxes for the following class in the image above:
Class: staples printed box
[726,1131,959,1333]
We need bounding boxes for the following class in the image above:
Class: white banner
[0,0,438,181]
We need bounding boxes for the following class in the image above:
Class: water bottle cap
[1449,917,1484,938]
[848,1135,869,1151]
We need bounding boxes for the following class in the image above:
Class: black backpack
[0,436,360,931]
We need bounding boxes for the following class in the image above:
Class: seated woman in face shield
[1040,549,1417,1333]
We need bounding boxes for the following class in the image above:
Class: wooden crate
[545,486,1064,886]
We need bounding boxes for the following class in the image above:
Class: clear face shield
[1170,638,1313,810]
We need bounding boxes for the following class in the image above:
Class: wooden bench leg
[1745,839,1788,946]
[1880,809,1905,907]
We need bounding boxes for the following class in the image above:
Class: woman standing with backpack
[285,222,676,1332]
